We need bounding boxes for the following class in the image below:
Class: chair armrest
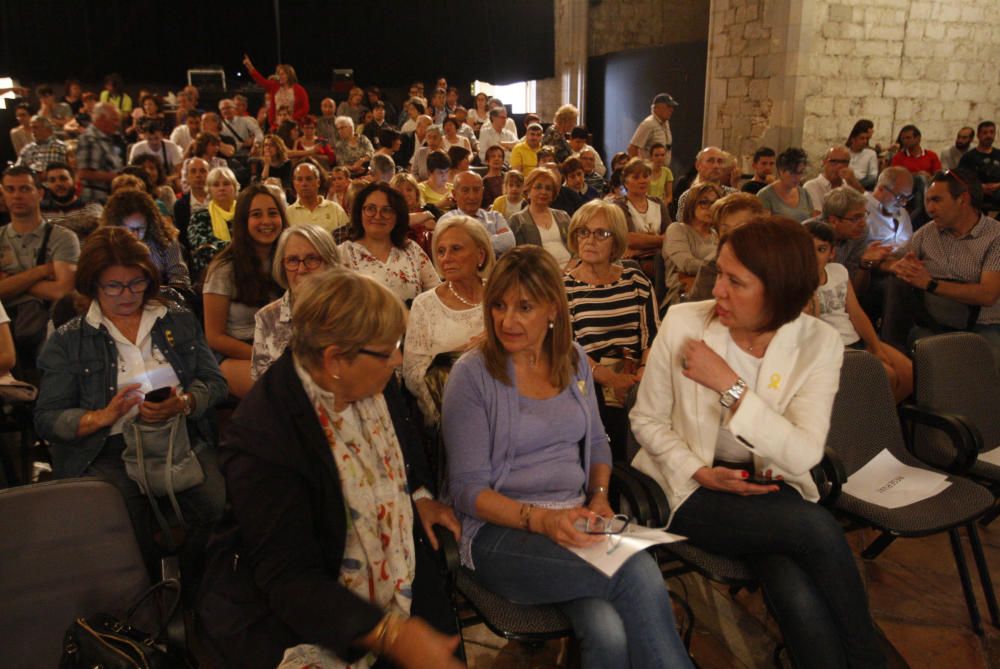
[614,462,670,527]
[433,525,461,575]
[611,463,653,525]
[899,404,982,473]
[810,448,846,507]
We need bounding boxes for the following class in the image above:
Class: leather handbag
[60,579,181,669]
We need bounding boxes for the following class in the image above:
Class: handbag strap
[124,577,182,641]
[132,419,183,553]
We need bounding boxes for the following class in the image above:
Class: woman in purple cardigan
[441,246,691,668]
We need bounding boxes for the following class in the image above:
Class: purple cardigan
[442,343,612,567]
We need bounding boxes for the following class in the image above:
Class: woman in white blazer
[631,218,884,669]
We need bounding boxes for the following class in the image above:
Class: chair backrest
[0,478,151,667]
[913,332,1000,456]
[826,350,908,475]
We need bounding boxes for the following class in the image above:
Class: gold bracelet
[371,613,392,656]
[382,614,405,656]
[519,503,535,531]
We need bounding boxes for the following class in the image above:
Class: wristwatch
[180,393,194,416]
[719,378,748,408]
[411,487,434,503]
[925,279,939,294]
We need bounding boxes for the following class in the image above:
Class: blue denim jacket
[34,303,228,478]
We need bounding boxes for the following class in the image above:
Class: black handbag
[60,578,182,669]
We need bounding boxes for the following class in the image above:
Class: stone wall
[705,0,1000,174]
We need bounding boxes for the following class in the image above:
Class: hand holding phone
[143,386,173,403]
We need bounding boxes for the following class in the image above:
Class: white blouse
[338,239,441,304]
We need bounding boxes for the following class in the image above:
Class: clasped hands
[891,251,932,289]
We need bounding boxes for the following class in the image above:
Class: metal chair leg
[965,523,1000,627]
[949,528,984,635]
[861,532,897,560]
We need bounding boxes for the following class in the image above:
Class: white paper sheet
[977,447,1000,467]
[568,525,686,577]
[842,448,951,509]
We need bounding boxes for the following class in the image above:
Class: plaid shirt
[16,138,69,174]
[76,125,125,203]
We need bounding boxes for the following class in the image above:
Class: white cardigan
[630,300,844,525]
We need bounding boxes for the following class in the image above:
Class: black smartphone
[144,386,172,403]
[746,476,778,486]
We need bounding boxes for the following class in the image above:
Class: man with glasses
[477,107,517,163]
[218,98,262,156]
[0,166,81,365]
[808,186,891,293]
[866,167,914,248]
[286,163,348,237]
[882,169,1000,367]
[439,171,514,254]
[674,147,736,217]
[959,121,1000,213]
[803,146,863,211]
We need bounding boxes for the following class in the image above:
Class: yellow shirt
[649,167,674,199]
[286,197,349,232]
[419,182,454,211]
[510,142,539,173]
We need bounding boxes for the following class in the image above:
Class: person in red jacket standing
[242,53,310,130]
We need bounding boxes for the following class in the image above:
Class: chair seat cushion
[456,568,572,639]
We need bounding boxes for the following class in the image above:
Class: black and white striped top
[563,265,660,361]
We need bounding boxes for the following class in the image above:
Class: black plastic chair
[0,478,183,666]
[826,350,999,634]
[911,332,1000,525]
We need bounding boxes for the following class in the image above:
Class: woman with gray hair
[563,199,659,456]
[403,216,494,425]
[200,268,462,669]
[251,224,341,380]
[333,116,375,177]
[186,165,240,276]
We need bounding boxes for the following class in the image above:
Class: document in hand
[841,448,952,509]
[568,526,686,577]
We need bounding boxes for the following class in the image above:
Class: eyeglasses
[99,277,150,297]
[943,169,968,189]
[837,212,867,223]
[575,227,614,241]
[283,254,324,271]
[531,183,554,192]
[883,184,913,203]
[581,514,630,535]
[358,338,402,360]
[362,204,396,219]
[828,158,849,165]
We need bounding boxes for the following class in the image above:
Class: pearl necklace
[447,281,481,307]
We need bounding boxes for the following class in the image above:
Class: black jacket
[198,349,432,668]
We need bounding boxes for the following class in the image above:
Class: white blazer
[630,300,844,525]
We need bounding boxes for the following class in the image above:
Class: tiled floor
[459,523,1000,668]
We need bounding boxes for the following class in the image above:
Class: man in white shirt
[169,110,202,154]
[866,167,914,248]
[477,108,517,163]
[568,126,606,176]
[439,171,515,255]
[628,92,679,162]
[803,146,864,210]
[128,120,183,176]
[218,98,262,155]
[940,126,975,171]
[285,163,348,233]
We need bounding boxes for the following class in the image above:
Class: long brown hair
[208,184,286,306]
[480,246,577,389]
[100,189,178,250]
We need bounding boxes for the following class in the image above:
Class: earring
[331,373,341,381]
[548,321,555,330]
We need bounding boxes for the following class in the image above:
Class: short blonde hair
[566,200,629,261]
[390,172,424,206]
[291,268,406,369]
[207,165,239,191]
[431,216,495,278]
[272,224,342,289]
[524,167,561,201]
[710,192,766,231]
[553,104,578,126]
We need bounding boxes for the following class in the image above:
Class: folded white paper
[842,448,951,509]
[568,525,686,577]
[977,447,1000,468]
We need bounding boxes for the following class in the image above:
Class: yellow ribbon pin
[768,373,781,390]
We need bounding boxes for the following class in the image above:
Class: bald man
[674,147,737,215]
[803,146,863,210]
[438,171,515,254]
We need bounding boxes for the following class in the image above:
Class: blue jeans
[471,524,693,669]
[670,485,884,669]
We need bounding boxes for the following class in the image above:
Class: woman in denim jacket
[35,227,228,574]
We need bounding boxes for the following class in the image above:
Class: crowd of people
[2,63,999,669]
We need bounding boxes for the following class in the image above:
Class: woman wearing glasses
[509,167,573,269]
[339,182,440,306]
[663,182,724,307]
[251,224,341,381]
[203,184,287,398]
[563,201,659,458]
[756,147,816,223]
[201,268,463,669]
[35,227,227,575]
[442,246,692,669]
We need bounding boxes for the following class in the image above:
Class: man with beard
[959,121,1000,212]
[39,162,103,241]
[940,126,975,171]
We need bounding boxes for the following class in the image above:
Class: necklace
[448,281,481,307]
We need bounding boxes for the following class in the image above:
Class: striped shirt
[563,265,659,361]
[899,215,1000,325]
